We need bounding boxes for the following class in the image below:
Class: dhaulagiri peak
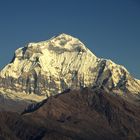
[0,33,140,102]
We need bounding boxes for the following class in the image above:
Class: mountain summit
[0,33,140,102]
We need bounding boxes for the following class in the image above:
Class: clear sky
[0,0,140,78]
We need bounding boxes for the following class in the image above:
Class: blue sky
[0,0,140,78]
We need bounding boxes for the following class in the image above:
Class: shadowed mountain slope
[0,88,139,140]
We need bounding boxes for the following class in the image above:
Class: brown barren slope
[0,88,140,140]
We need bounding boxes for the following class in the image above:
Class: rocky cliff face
[0,33,140,101]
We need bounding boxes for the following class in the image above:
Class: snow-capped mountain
[0,33,140,102]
